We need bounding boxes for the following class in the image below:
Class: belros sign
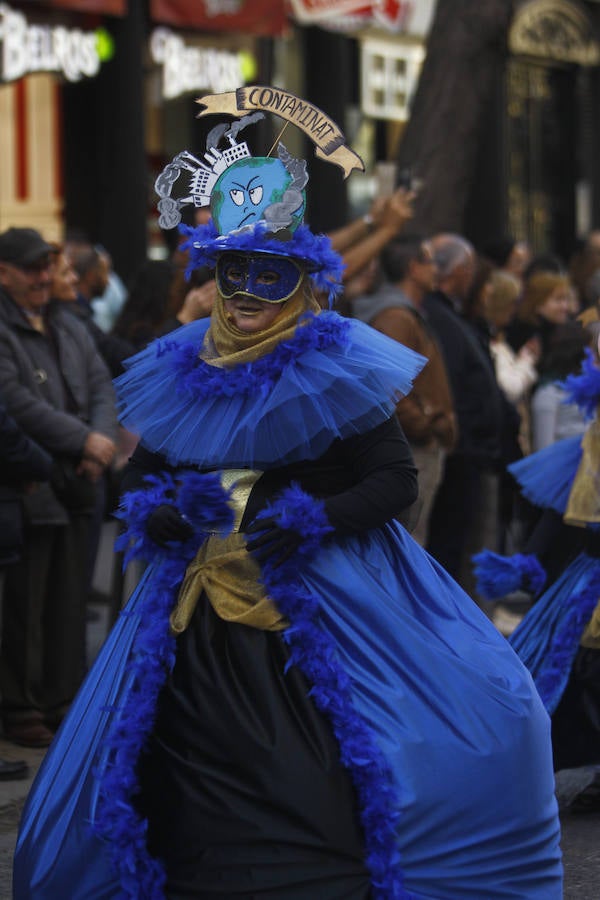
[0,3,104,82]
[150,28,248,100]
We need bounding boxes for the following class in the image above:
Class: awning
[27,1,127,14]
[149,0,287,36]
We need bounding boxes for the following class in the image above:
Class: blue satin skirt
[14,524,562,899]
[509,552,600,715]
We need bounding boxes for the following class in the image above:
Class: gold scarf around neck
[200,280,321,367]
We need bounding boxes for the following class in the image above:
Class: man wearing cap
[0,227,118,748]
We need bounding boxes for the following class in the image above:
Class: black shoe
[0,758,29,780]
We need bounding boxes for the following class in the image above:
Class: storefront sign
[150,0,287,37]
[150,28,253,100]
[0,4,109,82]
[361,36,425,120]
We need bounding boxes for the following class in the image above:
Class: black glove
[245,517,302,568]
[146,504,194,547]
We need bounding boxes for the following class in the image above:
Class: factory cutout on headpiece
[154,86,364,306]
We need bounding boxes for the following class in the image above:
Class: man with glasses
[0,227,117,747]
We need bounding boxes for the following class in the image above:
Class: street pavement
[0,527,598,897]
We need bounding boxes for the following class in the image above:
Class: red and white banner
[288,0,369,20]
[150,0,287,36]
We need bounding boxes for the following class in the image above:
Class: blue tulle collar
[115,310,425,469]
[159,311,350,399]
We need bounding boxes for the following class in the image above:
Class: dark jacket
[0,401,53,565]
[361,285,457,451]
[423,291,503,464]
[0,290,118,524]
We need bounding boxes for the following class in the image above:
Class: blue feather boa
[561,347,600,420]
[472,550,547,600]
[257,486,409,900]
[94,472,233,898]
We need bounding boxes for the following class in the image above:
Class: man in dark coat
[0,228,118,747]
[0,401,53,775]
[423,234,504,585]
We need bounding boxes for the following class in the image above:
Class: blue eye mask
[216,252,304,303]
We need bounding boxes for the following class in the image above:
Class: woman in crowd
[111,260,177,352]
[482,235,532,290]
[15,102,561,900]
[506,270,572,363]
[530,322,588,452]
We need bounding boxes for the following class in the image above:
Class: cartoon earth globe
[211,157,305,234]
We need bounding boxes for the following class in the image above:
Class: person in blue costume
[14,92,562,900]
[474,337,600,773]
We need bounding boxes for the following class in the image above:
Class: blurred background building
[1,0,600,282]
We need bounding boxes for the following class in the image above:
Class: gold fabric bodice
[169,469,288,635]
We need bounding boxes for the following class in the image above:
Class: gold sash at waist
[170,467,286,633]
[170,534,287,634]
[564,420,600,526]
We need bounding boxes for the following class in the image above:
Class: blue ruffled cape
[508,353,600,515]
[508,435,583,515]
[114,310,426,468]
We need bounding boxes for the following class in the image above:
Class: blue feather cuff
[253,482,334,557]
[114,471,234,566]
[472,550,547,600]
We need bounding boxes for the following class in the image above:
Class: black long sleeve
[322,417,417,534]
[119,443,174,496]
[120,417,418,537]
